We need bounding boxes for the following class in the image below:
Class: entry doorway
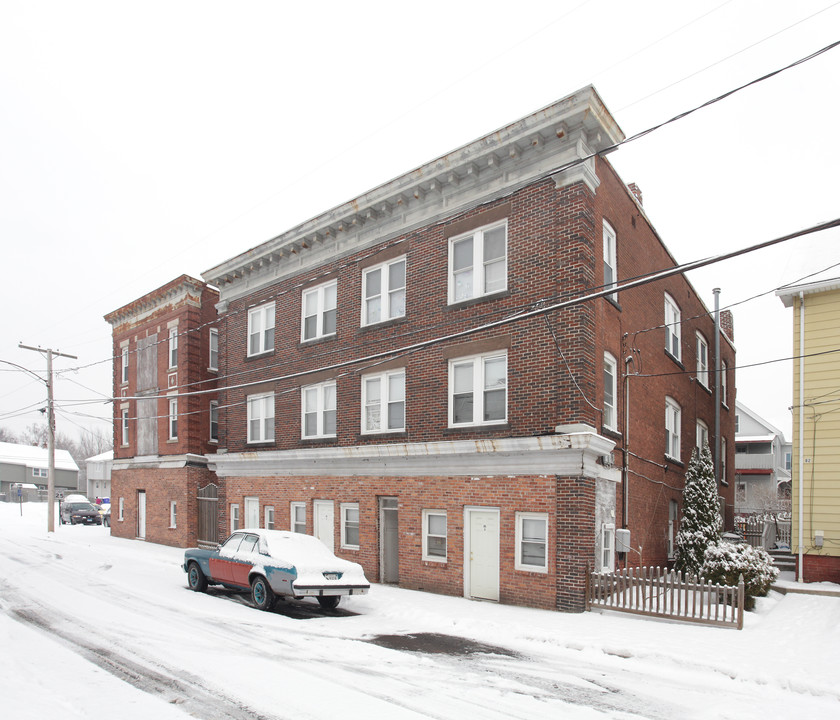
[379,497,399,584]
[464,507,500,601]
[244,496,260,529]
[313,500,335,552]
[137,490,147,540]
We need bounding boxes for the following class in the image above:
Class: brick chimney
[721,310,734,342]
[628,183,643,206]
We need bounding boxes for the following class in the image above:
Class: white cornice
[203,86,624,306]
[777,276,840,307]
[207,432,616,479]
[112,453,209,471]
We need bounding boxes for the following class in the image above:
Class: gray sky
[2,0,839,444]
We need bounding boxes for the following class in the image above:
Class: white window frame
[301,280,337,342]
[603,352,618,431]
[209,401,219,442]
[264,506,275,530]
[340,502,360,550]
[603,220,617,300]
[696,419,709,451]
[247,392,274,444]
[32,467,47,478]
[448,351,507,427]
[168,396,178,440]
[664,293,681,361]
[665,396,681,461]
[121,408,129,446]
[721,361,728,407]
[721,437,727,485]
[118,497,125,521]
[667,500,678,559]
[515,512,548,573]
[230,503,240,532]
[168,327,178,369]
[209,328,219,371]
[696,331,709,388]
[169,501,177,529]
[422,509,447,562]
[448,220,507,304]
[302,380,337,439]
[361,369,405,434]
[362,256,406,326]
[247,302,275,357]
[601,523,615,572]
[291,502,306,533]
[121,346,129,384]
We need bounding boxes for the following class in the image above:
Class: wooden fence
[735,515,791,550]
[587,566,744,630]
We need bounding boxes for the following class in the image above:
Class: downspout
[713,288,721,489]
[798,291,805,582]
[622,356,632,536]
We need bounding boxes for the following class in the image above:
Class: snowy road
[1,504,838,719]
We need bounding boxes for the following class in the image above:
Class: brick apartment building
[105,275,220,547]
[107,86,736,611]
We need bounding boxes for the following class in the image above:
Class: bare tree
[0,426,19,443]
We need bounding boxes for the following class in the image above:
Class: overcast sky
[2,0,839,445]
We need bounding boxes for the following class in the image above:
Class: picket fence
[587,565,744,630]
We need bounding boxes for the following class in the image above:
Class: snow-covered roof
[737,434,776,443]
[86,450,114,463]
[0,441,79,472]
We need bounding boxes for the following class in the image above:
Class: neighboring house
[108,87,736,611]
[734,402,791,516]
[104,275,219,547]
[86,450,113,502]
[0,441,80,500]
[778,278,840,583]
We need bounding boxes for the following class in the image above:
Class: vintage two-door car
[183,529,370,610]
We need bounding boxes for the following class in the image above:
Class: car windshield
[68,503,95,511]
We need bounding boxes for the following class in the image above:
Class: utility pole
[18,344,77,533]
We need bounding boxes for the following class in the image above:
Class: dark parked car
[183,529,370,611]
[60,500,103,526]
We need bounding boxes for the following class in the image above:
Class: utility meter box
[615,528,632,553]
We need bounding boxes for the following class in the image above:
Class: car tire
[317,595,340,610]
[250,575,275,611]
[187,561,208,592]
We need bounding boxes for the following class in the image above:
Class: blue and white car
[183,529,370,611]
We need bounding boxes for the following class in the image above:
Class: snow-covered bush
[701,541,779,610]
[674,444,721,575]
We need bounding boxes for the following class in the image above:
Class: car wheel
[250,575,275,611]
[317,595,340,610]
[187,561,208,592]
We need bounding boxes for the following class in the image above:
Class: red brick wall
[801,554,840,584]
[110,465,217,548]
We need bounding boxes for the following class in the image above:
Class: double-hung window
[515,512,548,572]
[449,352,507,426]
[696,332,709,388]
[209,328,219,371]
[341,503,360,549]
[247,392,274,443]
[362,257,406,325]
[169,501,177,529]
[302,381,336,438]
[168,397,178,440]
[362,370,405,433]
[601,523,615,572]
[302,281,337,341]
[248,303,275,356]
[264,506,275,530]
[121,346,129,384]
[664,293,681,361]
[665,396,681,461]
[721,361,728,406]
[168,328,178,368]
[696,419,709,451]
[291,502,306,533]
[422,510,447,561]
[603,220,617,300]
[230,504,240,532]
[210,401,219,442]
[121,408,129,446]
[721,437,727,485]
[603,352,618,431]
[448,221,507,303]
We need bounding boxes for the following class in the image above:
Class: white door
[244,496,260,529]
[313,500,335,552]
[465,508,500,601]
[137,491,146,539]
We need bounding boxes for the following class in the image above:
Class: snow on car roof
[232,529,364,577]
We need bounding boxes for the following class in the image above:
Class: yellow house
[777,278,840,583]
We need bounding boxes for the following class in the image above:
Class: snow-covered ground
[1,502,838,719]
